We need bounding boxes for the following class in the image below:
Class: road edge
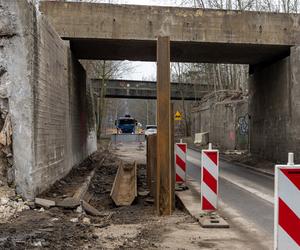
[188,145,274,177]
[220,156,274,177]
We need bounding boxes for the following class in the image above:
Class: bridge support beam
[249,46,300,162]
[156,36,173,215]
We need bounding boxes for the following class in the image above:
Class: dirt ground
[0,143,192,250]
[0,140,261,250]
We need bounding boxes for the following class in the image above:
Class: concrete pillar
[249,46,300,162]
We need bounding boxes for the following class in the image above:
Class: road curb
[187,146,274,177]
[220,156,274,177]
[176,179,229,229]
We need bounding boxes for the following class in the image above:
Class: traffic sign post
[175,142,187,184]
[201,143,219,211]
[274,153,300,250]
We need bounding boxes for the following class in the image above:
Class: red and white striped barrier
[201,143,219,211]
[274,153,300,250]
[175,142,187,184]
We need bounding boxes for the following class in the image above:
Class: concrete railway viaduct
[92,79,209,100]
[2,0,300,201]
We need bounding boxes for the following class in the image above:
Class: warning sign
[175,111,182,121]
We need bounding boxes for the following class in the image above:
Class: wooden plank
[156,36,172,215]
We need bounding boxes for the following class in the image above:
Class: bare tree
[81,60,134,138]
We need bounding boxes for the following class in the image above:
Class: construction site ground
[0,140,263,250]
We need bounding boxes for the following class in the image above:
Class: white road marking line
[220,175,274,204]
[187,150,274,205]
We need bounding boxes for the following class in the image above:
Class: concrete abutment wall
[1,0,96,199]
[191,93,249,151]
[249,46,300,162]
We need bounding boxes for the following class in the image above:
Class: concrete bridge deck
[39,2,300,64]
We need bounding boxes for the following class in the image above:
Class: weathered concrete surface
[249,46,300,162]
[91,79,209,100]
[191,91,248,151]
[39,1,296,64]
[1,0,97,199]
[1,0,35,197]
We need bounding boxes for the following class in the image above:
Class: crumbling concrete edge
[58,156,106,208]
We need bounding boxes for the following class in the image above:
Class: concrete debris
[138,190,150,197]
[39,207,45,212]
[76,204,83,214]
[144,197,154,204]
[0,113,13,187]
[0,196,30,223]
[35,197,55,208]
[70,217,79,223]
[0,114,12,146]
[0,197,9,205]
[32,241,43,247]
[81,200,102,216]
[56,197,80,209]
[82,217,91,225]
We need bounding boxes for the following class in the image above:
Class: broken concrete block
[138,190,150,197]
[35,198,55,208]
[70,218,79,223]
[76,205,83,214]
[82,217,91,225]
[56,197,80,209]
[81,200,102,216]
[194,132,209,145]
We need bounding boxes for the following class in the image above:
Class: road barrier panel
[274,152,300,250]
[201,143,219,211]
[175,142,187,184]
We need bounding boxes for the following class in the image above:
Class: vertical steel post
[171,103,175,210]
[156,36,172,215]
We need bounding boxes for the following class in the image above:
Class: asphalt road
[186,148,274,240]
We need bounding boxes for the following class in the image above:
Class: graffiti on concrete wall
[238,114,249,136]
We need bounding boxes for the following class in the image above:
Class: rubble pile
[0,194,30,223]
[0,114,13,187]
[0,4,15,188]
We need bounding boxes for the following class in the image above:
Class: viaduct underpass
[40,1,300,164]
[3,0,300,202]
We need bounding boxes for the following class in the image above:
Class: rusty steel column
[171,103,175,210]
[156,36,172,215]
